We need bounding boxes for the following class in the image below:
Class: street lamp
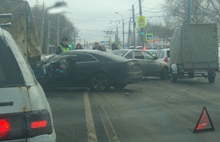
[110,20,120,48]
[47,1,67,14]
[115,12,125,49]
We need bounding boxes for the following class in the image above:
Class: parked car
[147,49,158,57]
[0,28,56,141]
[39,50,143,91]
[156,48,170,65]
[128,46,147,50]
[111,49,169,79]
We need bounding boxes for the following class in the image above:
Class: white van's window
[0,39,23,86]
[4,32,36,85]
[0,64,6,81]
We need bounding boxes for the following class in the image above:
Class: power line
[142,8,166,14]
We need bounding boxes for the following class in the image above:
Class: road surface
[46,75,220,142]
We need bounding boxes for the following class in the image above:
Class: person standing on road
[75,43,83,50]
[100,45,106,51]
[92,42,106,51]
[56,37,71,54]
[111,43,119,50]
[92,42,100,50]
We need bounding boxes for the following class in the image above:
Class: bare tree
[31,4,79,53]
[162,0,220,28]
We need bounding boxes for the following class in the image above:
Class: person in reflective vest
[56,37,71,54]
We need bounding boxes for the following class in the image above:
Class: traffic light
[140,31,144,35]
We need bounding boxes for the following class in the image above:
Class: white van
[0,28,56,141]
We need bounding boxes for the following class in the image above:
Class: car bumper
[27,130,56,142]
[4,131,56,142]
[115,71,143,84]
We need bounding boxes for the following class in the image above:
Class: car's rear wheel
[208,72,215,83]
[90,73,110,91]
[113,83,127,90]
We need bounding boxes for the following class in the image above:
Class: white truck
[0,0,41,67]
[170,23,219,83]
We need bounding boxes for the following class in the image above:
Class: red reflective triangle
[193,106,215,133]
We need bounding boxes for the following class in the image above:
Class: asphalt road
[45,74,220,142]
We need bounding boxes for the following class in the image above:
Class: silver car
[156,48,170,65]
[112,49,169,79]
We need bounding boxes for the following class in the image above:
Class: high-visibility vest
[60,45,70,52]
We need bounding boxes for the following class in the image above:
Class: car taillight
[0,109,52,141]
[141,47,147,50]
[27,110,53,138]
[0,119,9,139]
[125,61,140,71]
[31,120,47,129]
[164,57,168,62]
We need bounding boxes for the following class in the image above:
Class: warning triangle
[193,106,215,133]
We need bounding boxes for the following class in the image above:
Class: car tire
[188,72,194,78]
[113,83,127,90]
[171,74,177,83]
[208,72,215,83]
[90,73,110,91]
[160,68,168,80]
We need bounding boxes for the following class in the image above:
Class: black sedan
[111,49,169,79]
[39,50,143,91]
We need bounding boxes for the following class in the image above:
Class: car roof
[113,49,144,51]
[58,50,130,62]
[159,48,170,51]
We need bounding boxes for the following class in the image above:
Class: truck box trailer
[0,0,41,67]
[170,23,219,83]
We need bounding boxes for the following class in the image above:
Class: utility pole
[138,0,144,47]
[115,12,125,48]
[186,0,192,23]
[122,20,125,48]
[40,3,45,52]
[73,32,76,45]
[132,5,136,48]
[47,19,51,54]
[56,14,60,47]
[128,17,131,48]
[116,25,119,47]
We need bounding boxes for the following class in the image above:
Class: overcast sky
[28,0,165,43]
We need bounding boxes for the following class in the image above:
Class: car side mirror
[153,56,158,60]
[32,67,46,79]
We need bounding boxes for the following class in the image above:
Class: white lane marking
[84,92,98,142]
[100,105,120,142]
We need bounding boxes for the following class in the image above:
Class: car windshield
[111,50,129,57]
[62,50,129,62]
[3,0,220,142]
[147,50,158,56]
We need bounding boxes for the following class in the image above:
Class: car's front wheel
[90,73,110,91]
